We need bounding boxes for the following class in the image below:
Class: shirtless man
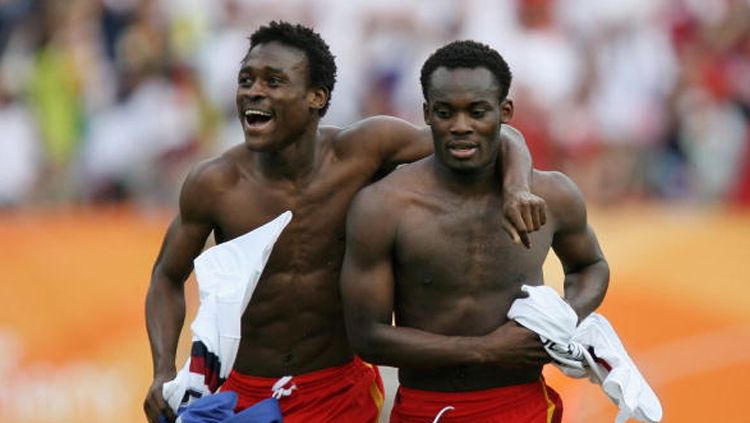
[340,40,610,422]
[144,23,545,423]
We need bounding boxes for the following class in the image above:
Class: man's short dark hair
[248,21,337,116]
[420,40,512,101]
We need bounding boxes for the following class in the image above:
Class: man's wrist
[503,181,530,195]
[154,363,177,379]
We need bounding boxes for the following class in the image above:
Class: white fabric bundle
[508,285,662,423]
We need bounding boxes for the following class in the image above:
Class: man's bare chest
[210,162,374,241]
[394,202,553,291]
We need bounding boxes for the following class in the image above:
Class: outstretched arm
[144,167,214,423]
[350,116,546,246]
[340,187,548,369]
[549,173,610,322]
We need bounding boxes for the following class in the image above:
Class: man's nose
[450,113,473,136]
[244,81,266,100]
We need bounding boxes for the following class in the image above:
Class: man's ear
[423,102,431,125]
[500,98,514,123]
[308,87,328,112]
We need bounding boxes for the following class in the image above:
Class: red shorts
[220,357,384,423]
[390,380,563,423]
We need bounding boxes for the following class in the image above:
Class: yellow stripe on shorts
[540,379,556,423]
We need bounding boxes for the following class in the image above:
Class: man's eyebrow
[238,65,286,74]
[470,101,493,107]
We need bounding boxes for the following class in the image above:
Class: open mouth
[243,109,274,128]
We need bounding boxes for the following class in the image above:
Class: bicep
[153,215,212,283]
[383,124,433,166]
[340,191,398,329]
[348,116,433,168]
[550,175,604,272]
[553,224,604,273]
[152,169,215,283]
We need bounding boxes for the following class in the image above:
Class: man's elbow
[596,258,610,293]
[585,258,610,306]
[347,325,388,365]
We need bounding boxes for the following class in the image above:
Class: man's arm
[498,126,547,248]
[143,166,214,423]
[340,186,548,369]
[548,173,610,322]
[347,116,546,246]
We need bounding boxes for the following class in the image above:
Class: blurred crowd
[0,0,749,208]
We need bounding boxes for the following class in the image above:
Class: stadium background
[1,0,749,422]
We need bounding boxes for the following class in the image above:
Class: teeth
[244,109,272,117]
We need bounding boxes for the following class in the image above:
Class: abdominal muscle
[231,268,354,377]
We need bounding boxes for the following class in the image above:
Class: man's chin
[243,137,279,152]
[443,158,478,170]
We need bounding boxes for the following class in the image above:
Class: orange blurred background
[1,205,748,422]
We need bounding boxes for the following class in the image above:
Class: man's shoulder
[370,158,429,191]
[183,145,248,194]
[355,160,429,210]
[532,169,586,226]
[532,170,579,195]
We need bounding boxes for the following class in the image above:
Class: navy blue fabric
[222,398,282,423]
[161,392,283,423]
[178,392,238,423]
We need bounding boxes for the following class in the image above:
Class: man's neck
[255,124,321,182]
[431,157,501,198]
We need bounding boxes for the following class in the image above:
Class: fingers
[144,398,159,423]
[515,287,530,299]
[532,351,553,366]
[521,206,535,235]
[508,208,529,235]
[530,198,547,231]
[504,198,544,249]
[523,197,548,233]
[538,201,547,227]
[531,205,542,232]
[514,195,547,233]
[519,231,531,249]
[162,404,177,423]
[145,388,176,423]
[505,209,529,247]
[501,218,522,246]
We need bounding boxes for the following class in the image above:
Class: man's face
[424,67,513,173]
[236,42,325,151]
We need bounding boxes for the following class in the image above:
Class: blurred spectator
[0,76,40,207]
[0,0,747,208]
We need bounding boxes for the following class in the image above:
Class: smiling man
[144,23,546,423]
[340,40,610,422]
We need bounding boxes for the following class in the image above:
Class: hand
[144,372,177,423]
[483,321,551,368]
[501,189,547,249]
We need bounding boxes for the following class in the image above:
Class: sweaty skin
[144,41,544,422]
[340,65,609,393]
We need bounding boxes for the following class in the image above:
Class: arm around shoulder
[340,115,433,169]
[499,126,548,247]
